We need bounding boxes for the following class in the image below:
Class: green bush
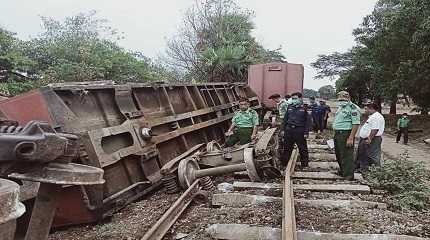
[366,153,430,211]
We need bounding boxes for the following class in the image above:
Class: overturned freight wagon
[0,81,261,226]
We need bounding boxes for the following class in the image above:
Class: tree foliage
[312,0,430,114]
[318,85,336,100]
[303,88,318,98]
[165,0,286,82]
[1,11,167,96]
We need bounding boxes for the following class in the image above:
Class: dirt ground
[49,190,180,240]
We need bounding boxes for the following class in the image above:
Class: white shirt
[359,111,385,138]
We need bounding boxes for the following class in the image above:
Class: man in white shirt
[356,102,385,171]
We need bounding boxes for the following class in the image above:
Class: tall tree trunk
[389,99,397,114]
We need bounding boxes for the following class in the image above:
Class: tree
[27,11,164,84]
[0,28,39,95]
[1,12,171,96]
[303,88,318,98]
[312,0,430,114]
[164,0,286,82]
[318,85,336,100]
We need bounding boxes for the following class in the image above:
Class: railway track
[105,132,430,240]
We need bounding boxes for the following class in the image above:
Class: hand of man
[225,131,233,137]
[365,138,372,145]
[251,133,257,140]
[346,137,354,147]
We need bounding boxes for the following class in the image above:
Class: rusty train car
[0,81,261,226]
[248,62,304,108]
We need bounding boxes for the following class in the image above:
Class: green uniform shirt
[232,109,259,128]
[397,117,410,128]
[278,98,289,119]
[333,102,361,130]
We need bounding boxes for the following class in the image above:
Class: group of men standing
[223,91,411,181]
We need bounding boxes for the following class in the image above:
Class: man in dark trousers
[281,92,311,169]
[309,96,322,134]
[396,113,410,145]
[320,100,331,129]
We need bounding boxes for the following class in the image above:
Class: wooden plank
[207,224,280,240]
[294,184,370,194]
[212,193,280,207]
[309,153,336,162]
[233,181,283,190]
[212,193,386,209]
[307,144,330,150]
[234,182,370,194]
[298,232,427,240]
[207,225,427,240]
[295,199,386,209]
[299,162,339,170]
[293,172,363,181]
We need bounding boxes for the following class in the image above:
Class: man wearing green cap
[223,98,259,159]
[333,91,361,180]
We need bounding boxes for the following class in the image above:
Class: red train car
[248,62,304,108]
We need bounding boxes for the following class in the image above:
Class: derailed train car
[0,81,261,226]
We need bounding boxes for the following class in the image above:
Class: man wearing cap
[281,92,311,169]
[396,113,410,145]
[333,91,361,180]
[269,94,290,157]
[356,102,385,172]
[223,98,259,159]
[268,94,289,120]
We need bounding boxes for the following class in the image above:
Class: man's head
[268,94,282,104]
[337,91,350,101]
[364,102,378,115]
[238,98,250,111]
[337,91,350,106]
[285,94,291,100]
[402,113,408,118]
[319,100,326,106]
[309,96,316,104]
[290,92,303,105]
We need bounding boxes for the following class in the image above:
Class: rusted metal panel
[0,91,53,126]
[248,63,304,108]
[0,82,260,226]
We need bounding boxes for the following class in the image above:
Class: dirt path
[382,134,430,170]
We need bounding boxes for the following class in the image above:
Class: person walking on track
[320,100,331,129]
[281,92,311,169]
[396,113,410,145]
[356,102,385,172]
[333,91,361,180]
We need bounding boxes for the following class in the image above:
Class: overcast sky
[0,0,378,90]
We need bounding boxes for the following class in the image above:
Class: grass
[366,151,430,211]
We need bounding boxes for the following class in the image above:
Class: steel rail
[282,148,299,240]
[141,180,201,240]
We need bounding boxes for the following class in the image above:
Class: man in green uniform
[333,91,361,180]
[225,98,259,148]
[268,94,289,120]
[396,113,410,144]
[269,94,291,157]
